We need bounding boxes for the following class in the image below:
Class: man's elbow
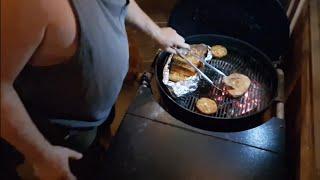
[1,82,16,108]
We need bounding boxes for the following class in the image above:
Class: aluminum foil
[162,47,212,97]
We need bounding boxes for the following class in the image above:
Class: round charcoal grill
[152,34,278,132]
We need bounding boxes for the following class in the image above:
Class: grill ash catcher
[140,0,288,132]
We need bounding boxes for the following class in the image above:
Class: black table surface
[103,86,287,180]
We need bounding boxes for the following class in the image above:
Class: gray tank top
[14,0,130,128]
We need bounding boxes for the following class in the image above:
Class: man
[1,0,189,179]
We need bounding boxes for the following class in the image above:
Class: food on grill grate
[211,45,228,58]
[171,64,196,76]
[169,65,196,82]
[196,97,218,115]
[169,44,207,82]
[169,71,191,82]
[172,44,207,67]
[172,54,202,67]
[171,59,197,73]
[189,44,208,58]
[223,73,251,98]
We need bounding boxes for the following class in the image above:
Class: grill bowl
[153,34,278,132]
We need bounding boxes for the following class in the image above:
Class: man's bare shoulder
[2,0,69,23]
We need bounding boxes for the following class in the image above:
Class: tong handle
[175,47,227,77]
[202,60,227,77]
[185,59,214,85]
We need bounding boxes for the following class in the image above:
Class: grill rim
[154,34,278,122]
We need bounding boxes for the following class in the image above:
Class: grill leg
[276,68,285,120]
[139,72,152,88]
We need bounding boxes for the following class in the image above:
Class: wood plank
[283,1,310,101]
[285,77,302,180]
[284,1,315,179]
[299,0,320,179]
[309,0,320,177]
[300,33,313,180]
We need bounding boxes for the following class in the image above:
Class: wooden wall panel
[284,1,310,180]
[285,0,320,179]
[283,1,310,100]
[308,0,320,178]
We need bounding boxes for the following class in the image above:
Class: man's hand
[32,146,83,180]
[154,27,190,54]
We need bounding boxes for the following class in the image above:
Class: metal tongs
[177,48,227,77]
[174,47,223,90]
[199,57,227,77]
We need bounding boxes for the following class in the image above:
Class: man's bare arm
[1,0,52,163]
[126,0,189,53]
[1,1,81,179]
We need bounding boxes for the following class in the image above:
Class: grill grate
[175,49,273,119]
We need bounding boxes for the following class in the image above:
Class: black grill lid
[169,0,290,61]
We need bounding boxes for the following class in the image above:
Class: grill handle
[151,49,163,70]
[139,72,152,88]
[275,68,285,120]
